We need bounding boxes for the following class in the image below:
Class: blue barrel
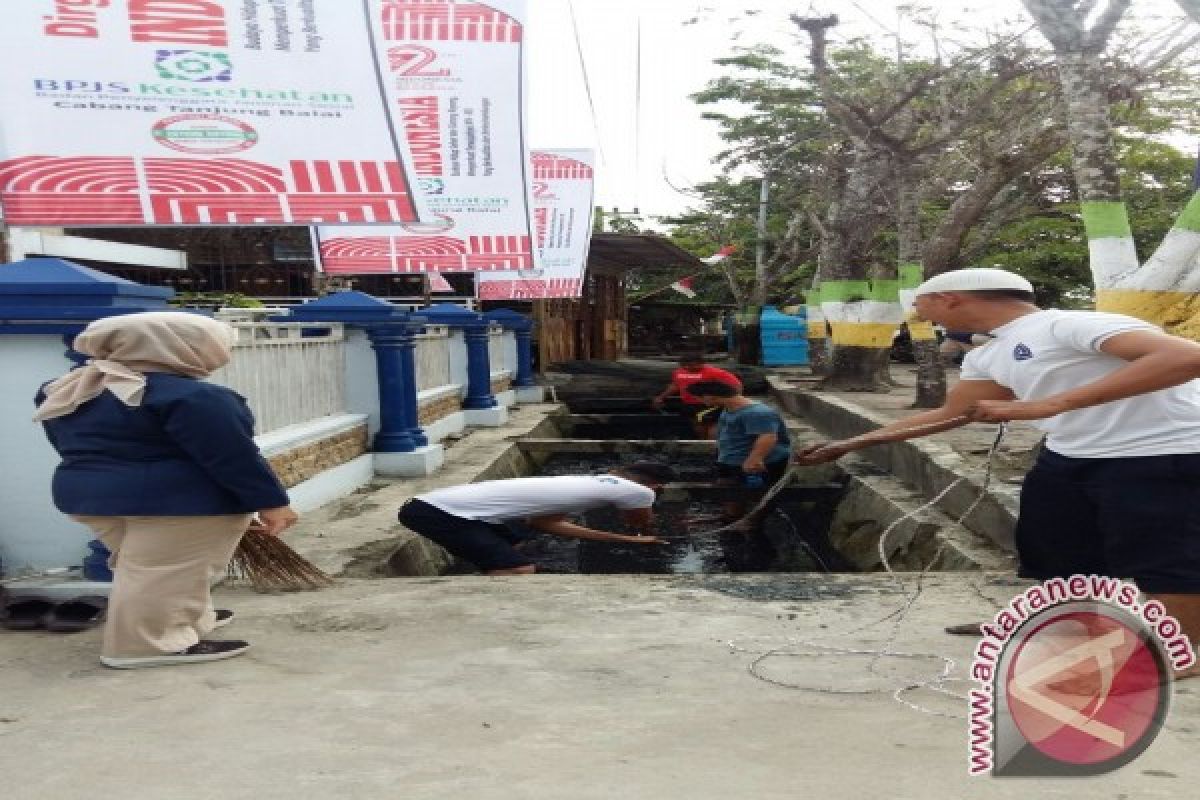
[760,306,810,366]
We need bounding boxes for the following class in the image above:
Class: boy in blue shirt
[689,381,791,526]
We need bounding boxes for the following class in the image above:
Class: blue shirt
[38,373,290,516]
[716,402,791,466]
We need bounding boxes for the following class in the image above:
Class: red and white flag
[702,245,736,265]
[670,276,697,298]
[428,272,454,293]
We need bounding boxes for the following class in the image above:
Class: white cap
[914,268,1033,296]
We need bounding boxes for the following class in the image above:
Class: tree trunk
[896,168,947,407]
[824,345,893,391]
[817,147,897,391]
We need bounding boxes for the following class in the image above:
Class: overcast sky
[525,0,1191,223]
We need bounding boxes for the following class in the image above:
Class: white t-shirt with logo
[959,310,1200,458]
[417,475,655,523]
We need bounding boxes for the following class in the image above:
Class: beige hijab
[34,312,237,422]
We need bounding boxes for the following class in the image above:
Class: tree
[1022,0,1200,336]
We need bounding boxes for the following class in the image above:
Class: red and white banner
[428,271,454,292]
[476,148,595,298]
[0,1,529,229]
[319,0,533,273]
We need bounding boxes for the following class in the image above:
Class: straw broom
[228,528,334,592]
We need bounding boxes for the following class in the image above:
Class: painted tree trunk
[1054,48,1200,334]
[820,279,903,391]
[806,296,831,375]
[899,263,946,408]
[1100,193,1200,336]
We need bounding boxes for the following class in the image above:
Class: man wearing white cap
[796,267,1200,666]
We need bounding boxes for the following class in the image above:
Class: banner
[0,1,528,228]
[476,148,594,298]
[319,0,533,272]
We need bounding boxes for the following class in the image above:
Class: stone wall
[419,393,462,426]
[267,424,369,489]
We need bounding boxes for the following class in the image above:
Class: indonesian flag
[670,276,697,298]
[428,272,454,293]
[702,245,736,265]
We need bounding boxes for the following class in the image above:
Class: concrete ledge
[288,454,376,513]
[768,376,1017,552]
[463,406,508,427]
[516,386,545,403]
[423,411,467,444]
[496,389,517,408]
[255,413,369,458]
[375,445,446,478]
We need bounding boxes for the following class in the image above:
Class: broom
[228,528,335,592]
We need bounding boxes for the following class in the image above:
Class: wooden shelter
[525,233,708,369]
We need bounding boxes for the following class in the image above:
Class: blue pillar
[366,324,417,453]
[284,291,430,453]
[421,303,497,410]
[484,308,536,387]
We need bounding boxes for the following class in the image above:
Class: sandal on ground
[100,639,251,669]
[1,597,56,631]
[44,596,107,633]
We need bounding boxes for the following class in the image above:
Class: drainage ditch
[380,388,1014,577]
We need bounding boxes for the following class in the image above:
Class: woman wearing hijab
[34,312,299,669]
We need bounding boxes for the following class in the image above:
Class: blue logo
[155,50,233,83]
[1013,343,1034,361]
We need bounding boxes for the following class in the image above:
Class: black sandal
[44,596,107,633]
[1,597,56,631]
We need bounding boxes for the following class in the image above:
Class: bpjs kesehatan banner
[477,148,594,298]
[0,1,530,227]
[318,0,533,272]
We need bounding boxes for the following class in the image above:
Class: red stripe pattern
[321,234,532,274]
[0,155,418,225]
[381,1,522,43]
[477,278,585,299]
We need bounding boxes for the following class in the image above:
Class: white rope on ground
[722,420,1008,720]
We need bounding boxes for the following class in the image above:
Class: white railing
[415,326,452,391]
[489,325,514,376]
[208,322,347,435]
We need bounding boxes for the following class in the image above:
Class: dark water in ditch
[511,453,848,575]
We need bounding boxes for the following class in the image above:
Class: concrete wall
[768,377,1017,552]
[0,336,96,573]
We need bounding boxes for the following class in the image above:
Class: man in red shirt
[652,354,743,437]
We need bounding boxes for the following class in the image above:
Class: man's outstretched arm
[794,379,1015,465]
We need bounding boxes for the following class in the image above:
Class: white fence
[415,326,452,391]
[489,325,515,376]
[209,322,347,435]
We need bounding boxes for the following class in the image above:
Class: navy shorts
[1015,449,1200,593]
[714,459,789,487]
[398,499,533,572]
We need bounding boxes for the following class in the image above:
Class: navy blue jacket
[38,373,290,516]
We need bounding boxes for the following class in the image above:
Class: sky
[525,0,1192,223]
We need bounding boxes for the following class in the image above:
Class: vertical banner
[0,0,436,226]
[319,0,533,273]
[477,148,594,298]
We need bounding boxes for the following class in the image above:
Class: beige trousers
[73,514,253,658]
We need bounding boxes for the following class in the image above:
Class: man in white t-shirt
[795,268,1200,670]
[397,462,674,575]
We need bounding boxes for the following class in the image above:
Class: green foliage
[170,292,264,309]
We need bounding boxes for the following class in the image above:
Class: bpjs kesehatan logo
[155,50,232,83]
[968,576,1194,776]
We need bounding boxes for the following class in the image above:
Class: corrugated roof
[588,233,708,272]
